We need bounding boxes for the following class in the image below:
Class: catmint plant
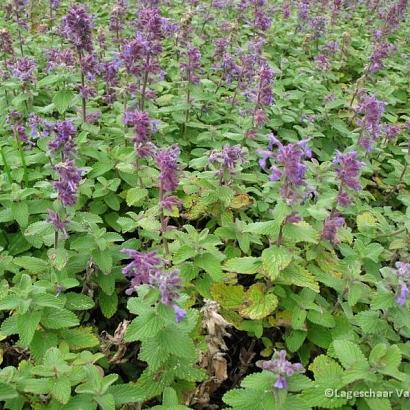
[256,350,305,389]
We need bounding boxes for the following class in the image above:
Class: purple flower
[209,145,247,181]
[150,269,182,305]
[321,214,345,244]
[47,210,68,238]
[50,0,60,9]
[10,57,36,82]
[257,350,305,390]
[160,195,181,211]
[368,42,395,73]
[48,120,77,160]
[85,112,102,124]
[255,64,275,106]
[310,16,327,39]
[155,145,180,193]
[53,160,82,207]
[80,53,101,80]
[254,9,271,31]
[384,124,401,140]
[315,54,330,71]
[121,250,185,321]
[356,94,385,151]
[110,1,127,36]
[0,29,14,55]
[28,113,42,138]
[181,47,201,84]
[121,249,162,292]
[258,134,311,204]
[333,151,363,206]
[395,262,410,306]
[173,304,187,322]
[297,0,309,22]
[60,5,94,53]
[46,48,76,71]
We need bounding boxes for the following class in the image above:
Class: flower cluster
[123,110,156,158]
[258,134,312,204]
[181,47,201,84]
[356,94,385,151]
[121,249,186,321]
[321,213,345,244]
[0,29,14,55]
[48,120,77,160]
[46,48,76,71]
[155,145,181,211]
[109,0,127,38]
[53,160,83,207]
[10,57,36,82]
[209,145,247,183]
[395,262,410,306]
[257,350,305,389]
[47,210,68,239]
[60,5,94,53]
[333,151,363,207]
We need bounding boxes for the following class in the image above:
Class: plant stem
[13,129,28,186]
[0,146,12,184]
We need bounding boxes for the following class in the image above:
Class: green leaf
[195,253,224,281]
[99,291,118,319]
[261,246,293,280]
[239,284,278,320]
[60,327,99,350]
[307,310,335,328]
[93,250,113,274]
[223,257,261,274]
[125,311,164,341]
[331,340,368,369]
[41,308,79,329]
[126,188,148,206]
[65,293,95,310]
[109,383,144,405]
[51,375,71,404]
[0,382,18,401]
[283,221,319,244]
[53,90,75,114]
[17,310,41,346]
[14,256,48,273]
[12,201,29,228]
[95,393,115,410]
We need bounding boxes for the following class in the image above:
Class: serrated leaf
[223,257,261,274]
[239,284,278,320]
[65,293,95,310]
[53,90,75,114]
[261,246,293,280]
[126,188,148,206]
[17,310,41,346]
[12,201,29,228]
[195,253,224,281]
[14,256,48,273]
[41,308,79,329]
[332,340,368,369]
[60,327,99,350]
[51,375,71,404]
[283,221,319,244]
[99,291,118,319]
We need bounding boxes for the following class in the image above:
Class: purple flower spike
[181,47,201,84]
[48,120,77,160]
[259,134,311,204]
[321,214,345,244]
[53,160,82,207]
[10,57,36,82]
[209,145,247,179]
[257,350,305,390]
[60,5,94,53]
[47,210,68,238]
[150,269,182,305]
[155,145,180,193]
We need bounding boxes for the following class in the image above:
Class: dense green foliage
[0,0,409,409]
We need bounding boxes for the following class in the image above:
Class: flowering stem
[13,128,28,187]
[159,186,170,256]
[54,231,59,250]
[0,146,12,184]
[77,50,87,122]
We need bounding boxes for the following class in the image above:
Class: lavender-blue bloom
[181,47,201,84]
[209,145,247,180]
[10,57,36,82]
[257,350,305,390]
[48,120,77,160]
[60,5,94,53]
[321,214,345,244]
[53,160,82,207]
[47,210,68,238]
[150,269,182,305]
[155,145,180,193]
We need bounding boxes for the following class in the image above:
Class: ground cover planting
[0,0,409,409]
